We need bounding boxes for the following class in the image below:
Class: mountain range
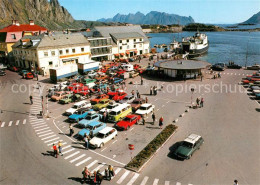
[241,11,260,24]
[98,11,195,25]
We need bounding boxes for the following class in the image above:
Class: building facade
[12,33,91,75]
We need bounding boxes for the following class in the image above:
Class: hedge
[126,124,178,170]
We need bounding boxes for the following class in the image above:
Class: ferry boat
[181,32,209,58]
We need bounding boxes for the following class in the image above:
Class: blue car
[113,78,123,84]
[78,121,106,139]
[68,108,93,123]
[77,111,102,128]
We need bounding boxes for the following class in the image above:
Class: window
[120,46,122,50]
[72,48,76,53]
[81,47,84,52]
[59,50,63,55]
[44,52,48,57]
[49,61,53,65]
[134,39,136,42]
[11,34,16,39]
[134,45,136,48]
[51,51,55,56]
[127,39,129,43]
[139,44,142,47]
[119,40,122,43]
[127,45,129,49]
[140,38,142,41]
[66,49,69,54]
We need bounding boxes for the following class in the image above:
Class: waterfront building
[12,33,90,75]
[0,20,47,63]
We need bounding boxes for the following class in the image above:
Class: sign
[128,144,134,150]
[59,52,90,59]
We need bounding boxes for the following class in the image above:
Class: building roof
[110,32,143,40]
[0,24,47,33]
[154,60,209,70]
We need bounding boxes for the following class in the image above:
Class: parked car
[77,111,102,128]
[78,121,106,139]
[19,70,29,76]
[0,70,6,76]
[65,100,91,116]
[211,63,225,71]
[99,101,120,114]
[119,95,135,104]
[59,94,81,104]
[174,134,204,160]
[113,92,127,101]
[131,98,145,112]
[89,127,117,148]
[88,71,97,78]
[135,103,155,116]
[146,66,155,71]
[227,64,242,69]
[129,71,139,78]
[93,99,110,111]
[68,108,92,123]
[90,94,109,105]
[115,114,141,130]
[51,91,69,101]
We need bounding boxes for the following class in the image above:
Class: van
[107,103,132,122]
[121,64,134,72]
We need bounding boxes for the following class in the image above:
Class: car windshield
[110,111,119,115]
[182,141,193,148]
[140,106,147,110]
[107,105,114,109]
[72,105,79,109]
[54,93,60,96]
[85,116,93,120]
[96,133,105,138]
[74,110,81,114]
[86,125,94,130]
[124,117,131,121]
[132,100,139,104]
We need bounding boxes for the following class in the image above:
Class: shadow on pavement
[146,126,160,129]
[0,109,30,115]
[256,108,260,112]
[41,151,54,157]
[167,141,184,161]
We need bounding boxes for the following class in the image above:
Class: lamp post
[245,32,250,68]
[191,88,195,106]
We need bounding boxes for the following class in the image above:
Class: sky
[58,0,260,24]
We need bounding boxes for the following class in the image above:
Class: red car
[134,64,140,70]
[115,114,141,130]
[90,94,109,105]
[113,92,127,101]
[116,69,126,76]
[107,91,119,99]
[73,86,88,94]
[25,72,34,79]
[68,83,84,91]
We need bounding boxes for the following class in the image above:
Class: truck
[78,61,101,74]
[49,64,78,83]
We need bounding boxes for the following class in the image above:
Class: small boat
[154,44,160,48]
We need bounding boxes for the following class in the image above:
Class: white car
[65,100,91,116]
[135,103,155,116]
[49,83,67,91]
[88,71,97,78]
[99,102,120,114]
[89,127,117,148]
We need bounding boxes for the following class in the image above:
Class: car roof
[87,111,97,115]
[99,126,115,134]
[74,100,87,106]
[88,121,102,126]
[125,95,133,98]
[184,134,202,144]
[126,114,138,119]
[133,98,144,101]
[141,103,152,107]
[110,103,130,112]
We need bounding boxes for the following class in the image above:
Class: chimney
[15,20,20,26]
[12,20,16,25]
[29,20,34,25]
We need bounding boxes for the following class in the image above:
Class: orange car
[51,91,69,101]
[25,72,34,79]
[90,94,109,105]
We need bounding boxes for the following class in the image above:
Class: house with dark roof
[0,20,47,63]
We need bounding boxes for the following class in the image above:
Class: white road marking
[235,73,237,75]
[140,176,149,185]
[87,160,98,169]
[63,148,76,155]
[41,135,56,140]
[111,168,121,180]
[35,127,50,132]
[153,179,159,185]
[223,73,226,74]
[33,125,48,129]
[112,140,118,144]
[227,73,229,75]
[62,145,71,150]
[8,121,13,126]
[117,170,130,184]
[188,184,193,185]
[176,182,181,185]
[75,157,92,166]
[101,147,107,152]
[47,140,63,146]
[231,73,233,75]
[156,109,160,111]
[30,121,45,125]
[166,101,170,103]
[16,120,20,125]
[126,173,139,185]
[64,151,80,160]
[70,154,86,163]
[1,122,5,127]
[130,127,134,131]
[44,137,59,143]
[162,105,165,107]
[39,132,54,137]
[36,129,52,134]
[165,181,170,185]
[62,126,66,128]
[32,122,46,127]
[242,74,245,75]
[91,164,104,173]
[113,155,116,158]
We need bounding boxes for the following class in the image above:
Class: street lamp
[191,88,195,106]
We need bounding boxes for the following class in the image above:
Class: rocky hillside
[241,11,260,24]
[98,11,195,25]
[0,0,105,30]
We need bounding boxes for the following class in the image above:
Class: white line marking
[165,181,170,185]
[30,121,45,125]
[162,105,165,107]
[1,122,5,127]
[87,160,98,169]
[70,154,86,163]
[91,164,104,173]
[64,151,80,160]
[153,179,159,185]
[39,132,54,137]
[130,127,134,131]
[47,140,62,146]
[33,125,48,129]
[101,147,107,152]
[113,155,116,158]
[8,121,13,126]
[63,148,76,154]
[140,176,149,185]
[111,168,121,179]
[117,170,130,184]
[35,127,50,132]
[242,74,244,76]
[32,123,46,127]
[176,183,181,185]
[223,73,226,75]
[75,157,92,166]
[112,140,118,144]
[126,173,139,185]
[227,73,229,75]
[36,129,52,134]
[62,145,71,150]
[156,109,160,111]
[41,135,56,140]
[16,120,20,125]
[235,73,237,75]
[44,137,60,143]
[231,73,233,75]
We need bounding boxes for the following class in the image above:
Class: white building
[12,33,91,75]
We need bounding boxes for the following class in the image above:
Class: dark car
[211,64,225,71]
[227,64,242,69]
[130,98,145,112]
[0,70,6,76]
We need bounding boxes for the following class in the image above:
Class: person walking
[82,167,91,184]
[141,76,143,85]
[58,141,63,156]
[142,115,145,125]
[69,124,74,137]
[150,86,153,95]
[103,111,107,122]
[96,170,103,184]
[159,116,163,129]
[234,180,238,185]
[201,75,203,82]
[200,98,204,107]
[108,165,114,181]
[152,112,155,125]
[136,90,140,98]
[154,86,157,96]
[84,134,89,150]
[145,97,148,103]
[52,144,58,158]
[36,73,39,81]
[131,90,135,97]
[29,95,33,105]
[153,86,156,95]
[196,97,200,107]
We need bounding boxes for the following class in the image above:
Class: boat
[181,32,209,58]
[247,64,260,70]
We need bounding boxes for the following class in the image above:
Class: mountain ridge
[241,11,260,24]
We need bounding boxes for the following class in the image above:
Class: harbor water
[147,31,260,66]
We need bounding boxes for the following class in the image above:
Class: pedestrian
[131,90,135,97]
[218,72,221,78]
[52,144,58,158]
[201,75,203,82]
[136,90,140,98]
[154,86,157,95]
[93,171,97,184]
[103,111,107,122]
[150,86,153,95]
[58,141,63,156]
[108,165,114,181]
[159,116,163,129]
[69,124,74,137]
[145,97,148,103]
[29,95,33,105]
[200,98,204,107]
[36,73,38,81]
[105,169,109,180]
[84,134,89,150]
[82,167,91,184]
[234,180,238,185]
[139,56,141,63]
[96,170,103,184]
[153,86,156,95]
[141,76,143,85]
[142,115,145,125]
[196,98,200,107]
[161,84,164,90]
[152,112,155,125]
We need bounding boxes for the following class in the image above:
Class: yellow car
[93,99,110,111]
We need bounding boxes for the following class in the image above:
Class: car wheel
[100,143,104,148]
[127,126,130,130]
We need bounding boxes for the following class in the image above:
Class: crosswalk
[0,119,27,128]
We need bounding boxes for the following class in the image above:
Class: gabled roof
[0,24,47,33]
[110,32,143,40]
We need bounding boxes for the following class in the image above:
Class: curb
[173,118,178,123]
[179,113,184,117]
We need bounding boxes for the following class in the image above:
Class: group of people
[213,72,221,79]
[196,97,204,108]
[150,86,158,96]
[82,165,115,184]
[141,112,164,129]
[52,141,63,158]
[131,90,141,99]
